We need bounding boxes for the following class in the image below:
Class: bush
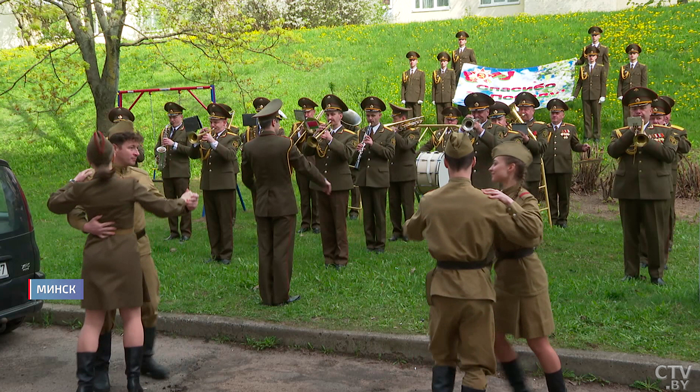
[238,0,386,30]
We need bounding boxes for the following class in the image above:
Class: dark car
[0,159,44,334]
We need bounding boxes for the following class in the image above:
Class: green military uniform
[514,92,549,196]
[574,45,608,141]
[464,93,508,189]
[433,52,456,124]
[354,96,396,252]
[404,133,539,392]
[108,107,145,166]
[156,102,193,240]
[617,44,648,126]
[188,103,241,264]
[607,88,677,285]
[290,98,321,233]
[542,99,588,227]
[575,26,610,71]
[401,51,425,119]
[388,104,420,241]
[303,95,357,266]
[242,99,328,305]
[453,31,477,116]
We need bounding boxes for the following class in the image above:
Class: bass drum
[415,151,449,194]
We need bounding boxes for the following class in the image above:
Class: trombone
[304,109,327,149]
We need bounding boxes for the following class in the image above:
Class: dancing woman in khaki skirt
[482,142,566,392]
[48,132,198,392]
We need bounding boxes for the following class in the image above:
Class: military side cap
[87,131,114,167]
[489,102,510,118]
[207,103,233,119]
[106,120,135,136]
[515,92,540,108]
[651,98,671,116]
[298,97,318,111]
[546,99,569,112]
[253,98,283,119]
[406,51,420,60]
[361,96,386,112]
[659,95,676,109]
[588,26,603,35]
[321,94,348,112]
[584,45,600,56]
[442,106,462,119]
[464,92,495,111]
[455,31,469,39]
[445,132,474,158]
[492,141,533,167]
[108,107,135,123]
[437,51,450,61]
[390,103,410,116]
[164,102,185,117]
[623,87,658,108]
[253,97,270,113]
[625,44,642,54]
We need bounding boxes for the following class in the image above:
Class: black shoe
[544,369,567,392]
[501,359,531,392]
[559,222,568,229]
[164,234,179,241]
[622,275,638,282]
[665,264,669,270]
[366,247,375,252]
[141,328,169,380]
[76,352,96,392]
[432,366,456,392]
[389,235,400,242]
[124,347,144,392]
[219,259,231,265]
[297,227,310,234]
[287,295,301,304]
[641,262,648,268]
[402,236,409,242]
[179,235,190,242]
[651,278,666,286]
[94,333,111,392]
[204,258,216,263]
[312,227,321,234]
[374,248,385,253]
[348,213,359,220]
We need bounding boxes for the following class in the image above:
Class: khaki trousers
[203,189,236,260]
[163,177,192,237]
[318,190,349,266]
[360,187,388,250]
[389,180,415,237]
[255,215,296,306]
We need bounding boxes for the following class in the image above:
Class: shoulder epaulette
[226,131,237,136]
[534,121,545,124]
[564,123,574,127]
[670,124,685,131]
[343,129,356,135]
[518,190,532,199]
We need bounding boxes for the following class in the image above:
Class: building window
[415,0,449,10]
[480,0,519,6]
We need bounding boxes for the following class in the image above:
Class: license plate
[0,262,7,279]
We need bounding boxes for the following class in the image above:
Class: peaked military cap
[207,103,233,119]
[659,95,676,109]
[584,45,600,56]
[108,107,135,123]
[253,97,270,113]
[406,51,420,60]
[464,92,495,111]
[442,106,462,120]
[298,97,318,111]
[492,141,533,166]
[455,31,469,39]
[361,96,386,113]
[253,98,283,120]
[651,98,671,116]
[321,94,348,112]
[588,26,603,35]
[625,44,642,54]
[445,132,474,158]
[515,92,540,108]
[622,87,658,108]
[489,102,510,118]
[437,51,450,61]
[390,103,410,116]
[164,102,185,117]
[546,99,569,112]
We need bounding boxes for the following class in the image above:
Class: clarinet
[354,127,370,169]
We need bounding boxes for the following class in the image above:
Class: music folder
[183,116,203,131]
[242,113,257,127]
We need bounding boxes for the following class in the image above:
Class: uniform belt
[436,260,491,270]
[111,228,146,239]
[496,248,535,261]
[136,229,146,239]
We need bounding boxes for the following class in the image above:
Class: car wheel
[1,316,26,334]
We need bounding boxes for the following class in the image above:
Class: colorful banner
[453,58,577,108]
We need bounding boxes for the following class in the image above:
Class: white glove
[618,96,623,100]
[418,100,423,105]
[401,100,406,104]
[599,97,606,104]
[432,101,436,105]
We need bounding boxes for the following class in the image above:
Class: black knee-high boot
[94,333,112,392]
[124,347,144,392]
[501,359,531,392]
[545,369,567,392]
[141,327,169,379]
[76,352,96,392]
[432,366,456,392]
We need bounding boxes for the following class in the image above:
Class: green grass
[2,3,700,362]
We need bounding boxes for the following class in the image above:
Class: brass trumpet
[634,130,649,148]
[305,110,328,149]
[187,128,213,144]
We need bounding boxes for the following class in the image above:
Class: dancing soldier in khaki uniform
[617,44,648,126]
[108,107,145,166]
[388,103,419,242]
[290,97,322,234]
[401,51,425,118]
[354,96,396,253]
[464,93,508,189]
[607,87,677,286]
[543,99,591,228]
[242,99,331,305]
[156,102,193,242]
[404,133,539,392]
[67,127,191,391]
[573,46,608,142]
[420,107,462,153]
[303,95,357,268]
[432,51,456,124]
[187,103,241,265]
[485,142,568,392]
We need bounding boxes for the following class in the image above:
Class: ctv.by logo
[655,365,692,390]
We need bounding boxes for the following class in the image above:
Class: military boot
[545,369,567,392]
[124,346,144,392]
[432,366,456,392]
[76,352,96,392]
[94,333,111,392]
[141,327,169,379]
[501,359,531,392]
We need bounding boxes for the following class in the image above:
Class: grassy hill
[2,3,700,362]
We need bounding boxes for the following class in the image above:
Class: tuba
[507,103,538,140]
